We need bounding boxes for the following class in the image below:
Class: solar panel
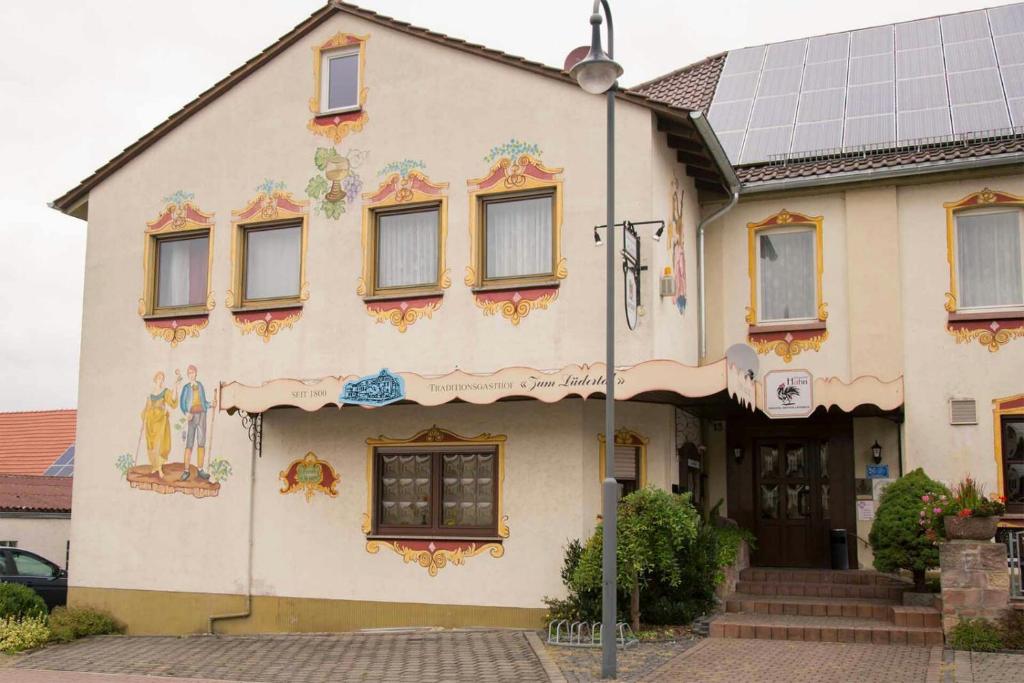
[706,3,1024,164]
[43,446,75,477]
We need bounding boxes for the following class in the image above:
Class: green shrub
[949,617,1003,652]
[998,609,1024,651]
[48,606,125,643]
[869,468,950,590]
[543,539,600,623]
[0,583,47,620]
[0,616,51,654]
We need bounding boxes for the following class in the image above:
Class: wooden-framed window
[478,189,556,286]
[952,208,1024,312]
[149,231,211,315]
[372,448,499,538]
[369,203,442,296]
[319,45,361,115]
[598,429,649,502]
[746,210,827,328]
[1002,416,1024,515]
[234,220,305,308]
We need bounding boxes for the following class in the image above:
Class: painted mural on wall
[279,452,339,502]
[466,139,566,326]
[668,177,687,314]
[116,365,230,498]
[305,147,367,219]
[139,191,216,346]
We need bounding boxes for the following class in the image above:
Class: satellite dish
[563,45,590,72]
[726,343,759,379]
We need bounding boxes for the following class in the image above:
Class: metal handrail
[1009,529,1023,600]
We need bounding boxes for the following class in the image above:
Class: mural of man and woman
[140,364,216,482]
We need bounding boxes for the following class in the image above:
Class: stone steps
[739,567,909,586]
[724,594,897,621]
[709,612,944,646]
[734,580,907,601]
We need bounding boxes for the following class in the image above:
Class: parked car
[0,548,67,610]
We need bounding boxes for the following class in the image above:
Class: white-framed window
[481,191,555,283]
[319,48,360,114]
[954,208,1024,311]
[757,226,816,323]
[154,232,210,310]
[373,205,441,292]
[241,222,303,304]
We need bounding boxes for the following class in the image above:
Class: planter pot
[943,515,999,541]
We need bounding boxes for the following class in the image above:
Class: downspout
[688,111,740,364]
[208,429,257,634]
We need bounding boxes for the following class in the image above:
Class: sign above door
[764,369,814,419]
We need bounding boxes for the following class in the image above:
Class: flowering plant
[919,476,1006,542]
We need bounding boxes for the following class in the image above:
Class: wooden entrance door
[755,438,830,567]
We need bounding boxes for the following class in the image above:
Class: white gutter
[688,111,740,365]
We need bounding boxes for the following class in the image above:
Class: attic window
[950,398,977,426]
[320,48,360,114]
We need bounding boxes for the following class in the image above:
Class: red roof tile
[0,410,77,476]
[0,475,72,513]
[630,53,726,112]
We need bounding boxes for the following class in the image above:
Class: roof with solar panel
[632,2,1024,184]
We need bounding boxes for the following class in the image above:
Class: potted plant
[919,476,1006,542]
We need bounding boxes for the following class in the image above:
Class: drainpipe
[688,111,740,364]
[208,431,257,634]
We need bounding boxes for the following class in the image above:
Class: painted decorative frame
[357,170,450,332]
[139,193,216,346]
[994,393,1024,521]
[362,426,509,576]
[308,32,369,143]
[745,209,828,362]
[597,428,649,487]
[279,452,339,502]
[226,182,310,342]
[465,154,566,325]
[943,189,1024,352]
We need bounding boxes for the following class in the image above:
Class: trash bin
[830,529,849,570]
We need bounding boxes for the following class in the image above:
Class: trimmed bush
[869,468,950,590]
[949,617,1003,652]
[48,607,125,643]
[0,583,47,620]
[0,616,51,654]
[998,609,1024,651]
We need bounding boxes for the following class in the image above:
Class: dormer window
[320,48,360,114]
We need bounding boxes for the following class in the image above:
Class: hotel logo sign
[764,369,813,419]
[340,369,406,407]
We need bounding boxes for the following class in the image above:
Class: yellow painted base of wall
[69,586,547,635]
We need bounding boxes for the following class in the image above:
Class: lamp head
[653,223,665,242]
[593,228,603,246]
[870,440,882,465]
[570,12,623,94]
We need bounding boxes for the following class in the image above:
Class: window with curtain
[483,193,553,281]
[374,448,497,537]
[374,206,440,291]
[321,49,359,112]
[155,233,209,310]
[956,210,1024,310]
[758,228,816,322]
[243,224,302,302]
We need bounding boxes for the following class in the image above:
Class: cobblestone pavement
[953,649,1024,683]
[543,636,699,682]
[12,630,553,683]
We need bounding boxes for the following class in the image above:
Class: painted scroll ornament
[280,452,339,502]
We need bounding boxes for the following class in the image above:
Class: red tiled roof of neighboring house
[0,475,73,513]
[0,410,77,476]
[736,134,1024,186]
[630,53,726,113]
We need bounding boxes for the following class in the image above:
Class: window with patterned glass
[374,448,498,537]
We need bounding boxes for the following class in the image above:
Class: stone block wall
[939,540,1010,634]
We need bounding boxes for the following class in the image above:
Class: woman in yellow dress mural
[141,371,181,478]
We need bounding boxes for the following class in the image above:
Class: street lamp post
[569,2,623,678]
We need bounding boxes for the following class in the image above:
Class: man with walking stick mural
[116,364,231,498]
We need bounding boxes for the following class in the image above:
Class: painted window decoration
[308,32,369,143]
[115,365,230,499]
[358,161,450,332]
[305,147,367,220]
[944,189,1024,352]
[363,426,509,576]
[597,429,649,503]
[227,180,310,342]
[139,191,216,347]
[280,452,339,502]
[466,140,566,325]
[746,209,828,362]
[668,177,687,314]
[995,394,1024,515]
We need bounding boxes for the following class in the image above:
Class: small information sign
[866,464,889,479]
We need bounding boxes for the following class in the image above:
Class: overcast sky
[0,0,1002,411]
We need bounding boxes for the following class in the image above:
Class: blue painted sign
[866,464,889,479]
[340,369,405,407]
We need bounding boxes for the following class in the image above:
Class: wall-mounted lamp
[653,223,665,241]
[870,440,882,465]
[733,447,744,463]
